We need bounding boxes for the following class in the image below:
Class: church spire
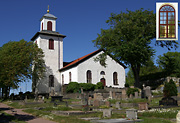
[47,5,49,13]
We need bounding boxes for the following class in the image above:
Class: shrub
[124,83,130,88]
[96,82,104,89]
[66,82,80,93]
[79,83,96,91]
[163,79,177,98]
[126,88,139,97]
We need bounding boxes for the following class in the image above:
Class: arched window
[49,75,54,87]
[47,21,52,31]
[87,70,92,83]
[41,22,43,30]
[159,5,175,38]
[49,39,54,49]
[100,71,105,75]
[69,72,71,82]
[113,72,118,85]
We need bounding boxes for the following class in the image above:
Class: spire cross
[47,5,50,13]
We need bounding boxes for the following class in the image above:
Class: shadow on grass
[0,107,36,122]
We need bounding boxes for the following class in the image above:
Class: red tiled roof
[61,50,100,70]
[59,49,127,71]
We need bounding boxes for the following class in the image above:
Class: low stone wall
[120,103,138,108]
[63,93,82,99]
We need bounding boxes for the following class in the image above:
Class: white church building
[31,9,126,95]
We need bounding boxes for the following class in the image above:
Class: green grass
[3,98,178,123]
[149,97,162,107]
[6,101,54,109]
[139,117,174,123]
[138,108,178,119]
[108,98,147,104]
[24,108,91,123]
[0,111,26,123]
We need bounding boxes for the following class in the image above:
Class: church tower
[31,6,66,95]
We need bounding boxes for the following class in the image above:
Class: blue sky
[0,0,179,94]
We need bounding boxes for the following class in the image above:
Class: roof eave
[31,31,66,41]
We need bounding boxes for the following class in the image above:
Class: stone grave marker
[115,101,121,109]
[103,109,112,118]
[112,92,116,99]
[38,95,44,102]
[138,102,148,110]
[159,97,177,106]
[126,109,137,120]
[88,97,93,106]
[129,94,133,99]
[176,111,180,123]
[93,100,100,107]
[134,92,139,99]
[144,86,152,98]
[109,91,112,99]
[121,89,127,99]
[94,93,103,101]
[105,101,111,107]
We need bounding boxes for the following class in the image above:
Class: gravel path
[0,103,57,123]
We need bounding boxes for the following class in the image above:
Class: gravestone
[94,93,103,101]
[115,101,121,109]
[130,86,134,88]
[134,92,139,99]
[126,109,137,120]
[121,89,127,99]
[144,86,152,98]
[159,97,177,106]
[93,100,100,107]
[109,91,112,99]
[129,94,133,99]
[148,95,152,102]
[105,101,111,107]
[24,96,28,102]
[81,88,83,94]
[176,111,180,123]
[112,92,116,99]
[103,109,112,118]
[81,95,88,105]
[138,102,148,110]
[88,97,93,106]
[38,95,44,102]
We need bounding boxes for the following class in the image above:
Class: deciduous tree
[0,39,45,98]
[157,52,180,77]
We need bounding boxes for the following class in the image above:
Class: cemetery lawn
[0,111,26,123]
[3,98,178,123]
[138,117,174,123]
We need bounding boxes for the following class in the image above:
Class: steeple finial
[47,5,49,13]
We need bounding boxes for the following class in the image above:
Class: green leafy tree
[0,39,45,98]
[93,9,157,88]
[126,67,135,86]
[126,58,161,88]
[163,79,177,98]
[157,52,180,77]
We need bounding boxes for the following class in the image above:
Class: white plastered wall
[60,51,125,88]
[33,35,63,94]
[40,18,56,31]
[60,67,78,85]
